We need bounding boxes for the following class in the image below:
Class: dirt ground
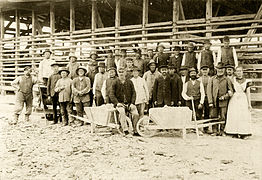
[0,95,261,180]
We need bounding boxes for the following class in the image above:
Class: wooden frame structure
[0,0,262,103]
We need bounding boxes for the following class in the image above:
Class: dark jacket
[153,52,170,67]
[169,54,183,72]
[109,78,136,106]
[47,73,61,97]
[170,73,182,105]
[153,75,173,106]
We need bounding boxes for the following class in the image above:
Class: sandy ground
[0,95,261,180]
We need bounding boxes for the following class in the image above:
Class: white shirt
[217,46,238,67]
[131,76,149,105]
[182,80,205,104]
[38,58,55,81]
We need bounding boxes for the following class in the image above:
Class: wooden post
[115,0,120,51]
[172,0,179,46]
[0,10,4,94]
[32,10,36,70]
[70,0,75,52]
[15,9,20,79]
[142,0,148,60]
[91,0,97,51]
[206,0,212,37]
[50,1,55,55]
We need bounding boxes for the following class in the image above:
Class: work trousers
[75,101,90,117]
[95,91,104,106]
[210,106,227,132]
[60,101,73,125]
[136,103,146,118]
[14,92,33,116]
[51,94,59,123]
[185,99,202,120]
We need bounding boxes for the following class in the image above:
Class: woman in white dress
[225,66,252,139]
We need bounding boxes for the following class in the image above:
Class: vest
[19,76,33,94]
[201,50,214,68]
[185,52,197,69]
[186,80,201,100]
[221,47,234,66]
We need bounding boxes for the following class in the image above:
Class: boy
[168,64,182,106]
[207,62,233,136]
[133,49,144,75]
[181,42,197,70]
[153,44,169,67]
[105,50,116,69]
[102,67,118,104]
[169,46,182,72]
[55,67,73,126]
[144,48,154,72]
[47,61,61,124]
[197,40,215,75]
[125,57,134,80]
[93,62,108,106]
[72,66,91,126]
[217,36,238,67]
[182,67,205,120]
[66,53,80,80]
[153,65,174,107]
[11,66,38,125]
[38,49,55,85]
[131,66,149,118]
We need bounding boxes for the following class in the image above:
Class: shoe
[25,115,30,122]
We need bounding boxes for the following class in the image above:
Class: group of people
[10,35,252,139]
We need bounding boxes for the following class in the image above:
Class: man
[116,49,127,70]
[38,49,55,85]
[102,67,118,104]
[182,67,205,120]
[66,53,80,80]
[55,67,73,126]
[125,58,134,80]
[109,68,139,136]
[143,60,162,108]
[72,66,91,126]
[133,49,144,75]
[207,62,233,136]
[181,42,197,70]
[144,48,154,72]
[47,61,61,124]
[169,46,183,72]
[90,51,98,62]
[168,64,182,106]
[86,61,98,106]
[11,66,38,125]
[93,62,108,106]
[153,65,174,107]
[131,66,149,118]
[197,40,216,75]
[179,65,190,106]
[153,44,170,67]
[105,50,116,69]
[225,64,235,82]
[217,36,238,67]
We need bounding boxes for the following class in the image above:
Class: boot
[25,115,30,122]
[62,116,68,126]
[9,114,19,125]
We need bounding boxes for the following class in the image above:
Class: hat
[69,52,77,59]
[134,49,141,54]
[126,57,133,62]
[24,66,31,71]
[147,48,153,52]
[223,36,230,42]
[179,66,188,71]
[107,49,113,54]
[225,64,235,69]
[168,64,176,69]
[147,59,156,66]
[90,51,97,57]
[159,65,168,69]
[58,67,70,75]
[76,66,87,75]
[132,66,140,72]
[120,49,126,53]
[200,65,209,70]
[50,61,60,67]
[98,62,106,68]
[187,42,194,48]
[215,62,225,69]
[42,49,52,55]
[118,67,126,72]
[157,43,165,49]
[204,39,211,45]
[107,67,117,72]
[188,67,197,73]
[88,60,97,66]
[173,46,181,51]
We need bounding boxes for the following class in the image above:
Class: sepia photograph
[0,0,261,179]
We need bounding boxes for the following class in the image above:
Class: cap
[24,66,31,71]
[157,43,165,49]
[168,64,176,69]
[204,39,211,45]
[98,62,106,68]
[69,52,77,59]
[50,61,60,67]
[187,42,194,48]
[173,46,181,51]
[200,65,209,70]
[147,59,156,66]
[179,66,188,71]
[223,36,230,42]
[188,67,197,73]
[215,62,225,69]
[132,66,140,72]
[159,65,168,69]
[225,64,235,69]
[42,49,52,55]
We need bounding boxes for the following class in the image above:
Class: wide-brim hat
[50,61,60,67]
[179,66,188,71]
[42,49,52,55]
[76,66,87,75]
[188,67,197,73]
[159,65,168,69]
[157,43,165,49]
[88,60,97,66]
[147,48,153,52]
[69,53,77,59]
[107,67,117,72]
[126,57,133,62]
[225,64,235,69]
[24,66,31,71]
[58,67,70,75]
[200,65,209,70]
[147,59,156,66]
[98,62,106,68]
[168,64,176,69]
[90,51,98,57]
[215,62,225,69]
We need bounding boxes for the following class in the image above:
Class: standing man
[86,61,98,106]
[217,36,238,67]
[143,60,162,108]
[67,53,80,80]
[38,49,55,85]
[133,49,144,75]
[225,64,235,82]
[207,62,233,136]
[169,46,183,72]
[153,65,174,107]
[109,68,139,136]
[181,42,197,70]
[182,67,205,120]
[197,40,216,75]
[144,48,154,72]
[168,64,182,106]
[10,66,38,124]
[105,50,116,69]
[102,67,118,104]
[93,62,108,106]
[153,44,170,67]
